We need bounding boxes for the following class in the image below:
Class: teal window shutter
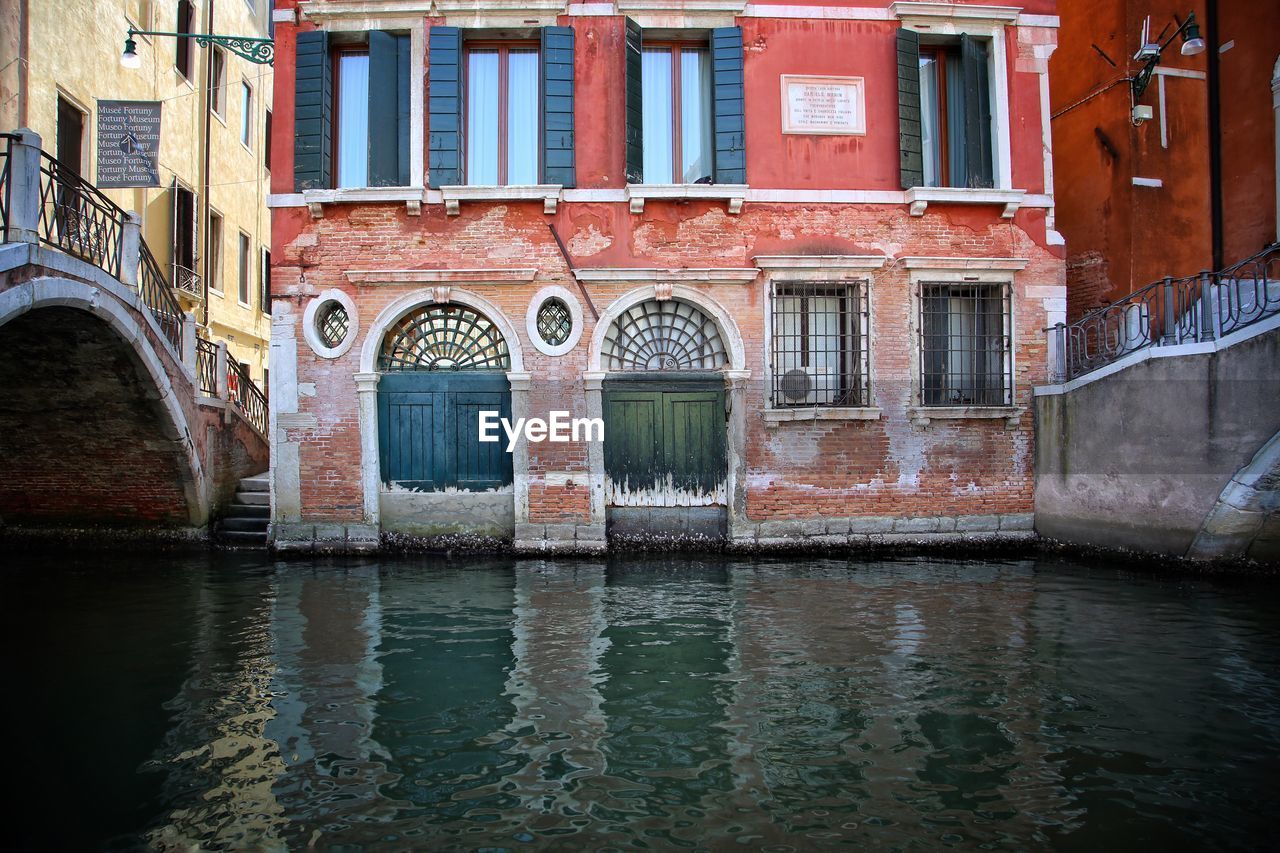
[897,28,923,190]
[710,27,745,184]
[960,34,994,189]
[428,26,463,188]
[369,31,411,186]
[624,18,643,184]
[540,26,575,187]
[294,30,332,191]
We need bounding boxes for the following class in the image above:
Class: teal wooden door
[603,378,726,506]
[378,372,512,491]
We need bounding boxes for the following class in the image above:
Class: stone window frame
[902,257,1027,428]
[526,285,584,357]
[755,255,886,425]
[302,288,359,359]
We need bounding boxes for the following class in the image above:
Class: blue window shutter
[369,31,410,187]
[624,18,643,184]
[897,28,923,190]
[540,26,575,187]
[294,30,332,191]
[428,26,463,188]
[710,26,745,184]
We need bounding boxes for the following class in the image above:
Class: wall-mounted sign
[780,75,866,136]
[96,100,162,188]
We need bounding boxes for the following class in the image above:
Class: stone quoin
[266,0,1065,553]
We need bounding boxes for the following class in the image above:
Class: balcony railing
[1047,243,1280,383]
[228,356,268,435]
[173,263,203,299]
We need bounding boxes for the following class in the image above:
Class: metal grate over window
[770,281,869,408]
[317,302,349,348]
[601,298,727,371]
[919,282,1012,406]
[379,302,511,371]
[535,297,573,347]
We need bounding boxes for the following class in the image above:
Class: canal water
[6,553,1279,851]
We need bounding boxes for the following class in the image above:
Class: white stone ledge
[754,254,887,271]
[440,184,562,215]
[901,256,1029,271]
[573,267,758,283]
[908,405,1024,428]
[764,407,882,425]
[904,186,1026,218]
[345,268,539,286]
[890,2,1021,23]
[627,183,748,214]
[293,187,425,217]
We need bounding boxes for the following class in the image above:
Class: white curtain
[506,50,540,184]
[467,50,499,185]
[680,50,714,183]
[642,48,673,183]
[918,55,940,188]
[336,53,369,188]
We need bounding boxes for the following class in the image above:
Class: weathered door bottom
[606,506,728,546]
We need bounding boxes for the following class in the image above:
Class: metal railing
[0,132,15,235]
[173,263,202,299]
[38,151,125,279]
[139,242,184,351]
[1048,243,1280,382]
[228,357,268,435]
[196,337,218,396]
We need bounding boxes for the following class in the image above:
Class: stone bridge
[0,129,268,538]
[1035,245,1280,564]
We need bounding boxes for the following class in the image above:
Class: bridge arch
[1189,430,1280,562]
[0,276,209,526]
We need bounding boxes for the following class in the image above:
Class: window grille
[535,297,572,347]
[602,298,726,371]
[317,302,349,348]
[770,281,869,408]
[919,282,1012,406]
[379,303,511,371]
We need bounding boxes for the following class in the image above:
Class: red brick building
[267,0,1064,553]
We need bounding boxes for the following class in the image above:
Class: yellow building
[0,0,273,382]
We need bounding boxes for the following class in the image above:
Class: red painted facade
[268,1,1065,551]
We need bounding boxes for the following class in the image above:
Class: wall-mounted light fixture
[1132,12,1206,98]
[120,27,274,68]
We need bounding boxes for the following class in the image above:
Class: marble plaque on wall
[780,76,866,136]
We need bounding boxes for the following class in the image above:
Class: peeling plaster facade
[267,0,1064,553]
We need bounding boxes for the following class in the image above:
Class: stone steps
[217,472,270,548]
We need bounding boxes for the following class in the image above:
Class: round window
[535,297,573,347]
[317,302,350,349]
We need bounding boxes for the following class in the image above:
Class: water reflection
[6,554,1279,850]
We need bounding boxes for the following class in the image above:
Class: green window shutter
[428,26,463,188]
[710,26,745,184]
[540,26,575,187]
[369,31,410,186]
[624,18,643,184]
[897,28,923,190]
[294,30,332,191]
[960,34,994,189]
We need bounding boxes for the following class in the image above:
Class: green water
[5,553,1278,850]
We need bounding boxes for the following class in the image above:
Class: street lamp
[120,27,275,68]
[1132,12,1206,98]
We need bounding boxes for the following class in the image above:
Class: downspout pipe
[1206,0,1222,270]
[202,0,215,328]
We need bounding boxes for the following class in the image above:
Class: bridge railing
[1047,242,1280,383]
[196,337,219,396]
[227,357,268,435]
[0,132,14,236]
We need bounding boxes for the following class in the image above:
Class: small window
[207,211,223,293]
[237,232,251,305]
[917,37,992,189]
[317,302,349,348]
[466,44,540,185]
[56,95,86,176]
[175,1,194,79]
[240,81,253,147]
[210,47,227,117]
[260,248,271,313]
[335,48,370,187]
[641,44,713,184]
[919,282,1011,406]
[771,282,869,408]
[535,297,572,347]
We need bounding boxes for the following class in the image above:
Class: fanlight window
[379,302,511,371]
[602,298,727,371]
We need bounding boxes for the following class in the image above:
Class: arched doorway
[376,301,513,491]
[598,296,731,541]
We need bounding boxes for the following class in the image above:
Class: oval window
[317,301,350,349]
[535,297,572,347]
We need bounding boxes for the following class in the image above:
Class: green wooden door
[603,378,726,506]
[378,372,512,491]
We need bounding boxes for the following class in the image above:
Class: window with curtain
[207,211,223,293]
[919,282,1011,406]
[466,45,540,185]
[641,44,713,184]
[237,232,251,305]
[771,282,869,408]
[210,48,227,116]
[336,50,370,188]
[240,81,253,147]
[917,38,993,189]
